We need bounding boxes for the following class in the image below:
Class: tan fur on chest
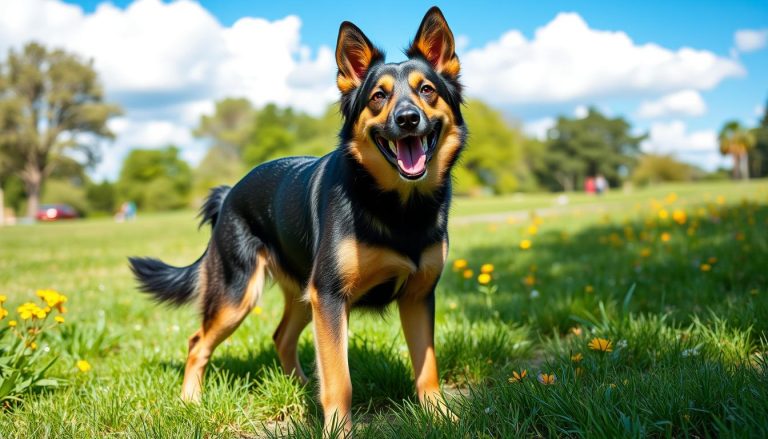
[336,238,446,303]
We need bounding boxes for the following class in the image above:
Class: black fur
[128,255,202,306]
[198,185,231,228]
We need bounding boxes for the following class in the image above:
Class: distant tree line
[1,42,765,217]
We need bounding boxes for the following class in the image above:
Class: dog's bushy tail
[198,185,231,229]
[129,185,231,306]
[128,255,203,306]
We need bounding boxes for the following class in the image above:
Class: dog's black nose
[395,108,420,129]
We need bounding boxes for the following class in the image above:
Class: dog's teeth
[422,136,428,152]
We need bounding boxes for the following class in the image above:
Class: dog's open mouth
[373,121,441,180]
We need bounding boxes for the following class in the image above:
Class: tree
[193,97,255,157]
[116,146,192,211]
[631,154,701,186]
[0,42,121,219]
[459,99,529,194]
[539,108,644,191]
[749,102,768,179]
[718,120,755,180]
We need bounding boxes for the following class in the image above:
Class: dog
[129,6,465,433]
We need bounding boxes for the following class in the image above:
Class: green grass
[1,181,767,438]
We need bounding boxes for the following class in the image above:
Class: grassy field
[1,180,767,438]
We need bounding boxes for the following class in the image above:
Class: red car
[36,204,79,221]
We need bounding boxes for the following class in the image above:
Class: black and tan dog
[129,6,465,432]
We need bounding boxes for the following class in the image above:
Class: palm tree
[718,120,755,180]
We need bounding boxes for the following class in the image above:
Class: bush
[631,154,700,187]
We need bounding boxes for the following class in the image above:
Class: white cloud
[523,117,555,140]
[734,28,768,53]
[642,120,728,171]
[636,89,707,119]
[756,104,766,117]
[461,13,744,105]
[0,0,339,179]
[573,105,589,118]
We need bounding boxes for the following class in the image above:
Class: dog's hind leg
[180,249,267,402]
[273,287,312,384]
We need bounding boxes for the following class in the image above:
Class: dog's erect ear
[407,7,460,79]
[336,22,383,94]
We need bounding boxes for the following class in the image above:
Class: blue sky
[2,0,766,178]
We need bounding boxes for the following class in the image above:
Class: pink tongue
[395,137,426,175]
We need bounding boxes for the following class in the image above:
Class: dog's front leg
[309,284,352,435]
[398,291,442,405]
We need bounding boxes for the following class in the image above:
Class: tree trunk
[23,167,43,221]
[740,151,750,180]
[731,152,740,179]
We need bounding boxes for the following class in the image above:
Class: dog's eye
[370,91,386,103]
[420,84,435,95]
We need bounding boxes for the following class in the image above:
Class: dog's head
[336,7,465,197]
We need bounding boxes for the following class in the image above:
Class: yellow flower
[584,285,594,294]
[448,302,457,310]
[480,263,494,274]
[0,307,7,320]
[36,289,67,312]
[55,316,65,323]
[519,239,532,250]
[8,320,17,327]
[588,337,613,352]
[76,360,92,373]
[700,263,711,272]
[526,225,538,235]
[537,372,556,385]
[509,369,527,383]
[672,209,687,225]
[452,259,468,271]
[462,269,474,279]
[523,274,535,287]
[477,273,492,285]
[17,302,47,320]
[571,353,584,363]
[658,209,669,220]
[665,192,678,204]
[28,341,38,350]
[0,295,6,303]
[640,248,652,258]
[716,195,725,205]
[660,232,671,243]
[252,306,263,315]
[570,326,583,336]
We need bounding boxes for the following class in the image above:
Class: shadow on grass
[154,335,416,413]
[448,201,768,337]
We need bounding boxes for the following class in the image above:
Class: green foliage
[242,103,337,167]
[537,107,645,191]
[116,146,192,211]
[85,180,116,214]
[193,97,255,156]
[456,99,528,194]
[631,153,701,186]
[0,297,66,404]
[0,42,121,218]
